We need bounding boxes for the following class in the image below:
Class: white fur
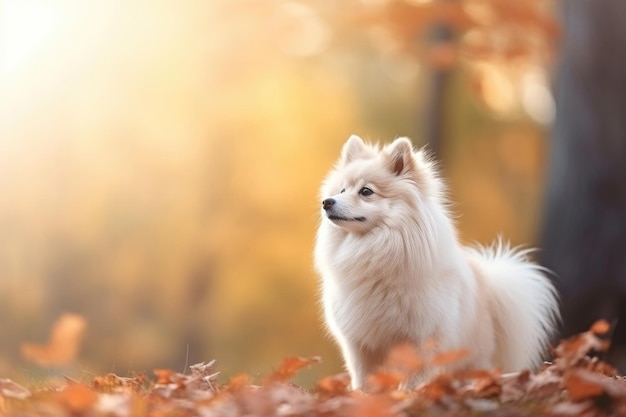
[314,135,559,389]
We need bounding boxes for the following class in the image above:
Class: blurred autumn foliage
[0,0,557,386]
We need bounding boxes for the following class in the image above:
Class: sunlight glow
[521,70,555,125]
[0,0,61,75]
[272,2,330,57]
[474,62,516,116]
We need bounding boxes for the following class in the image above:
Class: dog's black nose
[322,198,335,211]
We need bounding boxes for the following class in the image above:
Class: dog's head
[319,135,442,234]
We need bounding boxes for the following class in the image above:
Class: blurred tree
[540,0,626,366]
[422,2,457,159]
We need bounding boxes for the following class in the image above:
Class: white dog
[315,135,559,389]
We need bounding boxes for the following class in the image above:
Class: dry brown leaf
[587,357,619,377]
[430,349,469,366]
[316,373,350,397]
[498,370,530,402]
[526,372,562,400]
[265,356,320,383]
[550,401,595,416]
[153,369,175,385]
[365,371,404,393]
[188,360,220,392]
[0,378,31,399]
[348,394,394,417]
[385,343,423,373]
[421,374,457,401]
[471,374,502,399]
[225,374,252,392]
[565,370,607,402]
[93,372,144,393]
[454,369,498,381]
[591,320,611,336]
[565,369,626,402]
[21,313,86,366]
[553,324,611,371]
[56,383,97,414]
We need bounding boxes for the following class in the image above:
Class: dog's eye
[340,188,345,193]
[359,187,374,196]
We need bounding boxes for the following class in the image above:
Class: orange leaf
[365,371,403,393]
[0,379,31,399]
[553,326,611,370]
[453,369,497,380]
[421,374,457,401]
[565,369,626,402]
[57,384,97,413]
[386,343,423,373]
[430,349,469,366]
[565,370,606,402]
[348,394,394,417]
[153,369,175,385]
[315,373,350,397]
[591,320,611,336]
[225,374,251,391]
[472,375,502,399]
[266,356,320,383]
[21,314,86,367]
[93,372,144,393]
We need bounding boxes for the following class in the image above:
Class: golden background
[0,0,555,386]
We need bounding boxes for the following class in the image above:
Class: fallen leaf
[526,371,562,399]
[365,371,404,393]
[454,369,498,381]
[385,343,423,373]
[421,374,458,401]
[0,379,31,399]
[225,374,252,392]
[57,383,97,414]
[471,373,502,399]
[498,370,530,402]
[430,349,469,366]
[153,369,175,385]
[93,372,144,393]
[316,373,350,397]
[348,394,394,417]
[21,314,86,366]
[565,369,608,402]
[591,320,611,336]
[565,369,626,402]
[549,401,594,416]
[188,361,220,392]
[265,356,320,383]
[95,393,133,416]
[587,357,619,377]
[553,327,611,371]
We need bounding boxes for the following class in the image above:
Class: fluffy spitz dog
[315,135,559,389]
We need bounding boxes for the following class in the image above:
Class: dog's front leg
[345,343,386,390]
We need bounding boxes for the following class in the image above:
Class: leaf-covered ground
[2,321,626,417]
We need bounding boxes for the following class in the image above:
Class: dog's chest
[325,269,430,348]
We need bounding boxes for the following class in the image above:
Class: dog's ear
[340,135,366,165]
[386,137,415,176]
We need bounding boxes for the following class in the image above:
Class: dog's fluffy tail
[467,240,560,372]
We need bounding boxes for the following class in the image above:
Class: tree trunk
[423,24,454,159]
[540,0,626,364]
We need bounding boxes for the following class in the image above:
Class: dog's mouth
[328,215,366,222]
